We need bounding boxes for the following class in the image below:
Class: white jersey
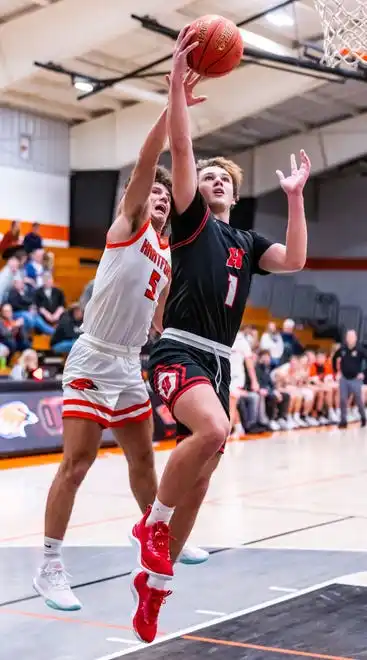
[82,220,171,348]
[230,331,252,389]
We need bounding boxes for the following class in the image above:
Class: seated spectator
[35,272,65,326]
[0,255,20,304]
[79,279,95,311]
[298,353,319,425]
[260,322,284,367]
[0,220,21,258]
[230,330,265,436]
[0,341,9,363]
[10,349,39,380]
[0,303,30,355]
[43,250,54,273]
[256,350,290,431]
[8,277,54,335]
[24,248,45,288]
[23,222,43,254]
[307,350,338,423]
[281,319,304,361]
[51,303,83,354]
[272,357,309,429]
[246,325,259,351]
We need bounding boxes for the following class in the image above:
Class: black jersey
[163,190,273,348]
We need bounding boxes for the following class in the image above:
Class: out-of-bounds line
[92,576,345,659]
[0,514,353,609]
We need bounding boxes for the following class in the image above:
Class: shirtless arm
[259,151,311,273]
[168,29,206,215]
[107,108,168,245]
[151,281,170,334]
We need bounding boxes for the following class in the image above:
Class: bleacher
[52,247,102,305]
[3,245,364,356]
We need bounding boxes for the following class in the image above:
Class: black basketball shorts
[148,338,230,451]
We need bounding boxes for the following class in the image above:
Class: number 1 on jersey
[145,269,161,301]
[225,273,238,308]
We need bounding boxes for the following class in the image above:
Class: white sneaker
[305,415,319,427]
[178,545,209,565]
[328,408,338,424]
[33,559,82,611]
[269,420,280,431]
[278,418,290,430]
[318,415,329,426]
[293,413,307,428]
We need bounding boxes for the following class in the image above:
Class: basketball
[186,15,243,77]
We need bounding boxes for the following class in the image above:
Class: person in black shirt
[255,350,290,429]
[35,272,65,326]
[23,222,43,254]
[131,28,311,637]
[332,329,367,428]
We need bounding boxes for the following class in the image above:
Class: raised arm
[107,108,168,244]
[258,150,311,273]
[168,29,206,215]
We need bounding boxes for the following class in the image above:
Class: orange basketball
[186,15,243,77]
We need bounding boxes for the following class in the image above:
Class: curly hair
[123,164,172,195]
[196,156,243,199]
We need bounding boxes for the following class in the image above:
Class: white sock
[44,536,62,561]
[148,575,169,590]
[146,498,174,526]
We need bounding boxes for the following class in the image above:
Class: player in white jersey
[33,72,208,611]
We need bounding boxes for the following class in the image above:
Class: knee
[197,416,230,458]
[126,447,155,475]
[59,454,94,489]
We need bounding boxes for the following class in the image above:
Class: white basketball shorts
[62,334,152,428]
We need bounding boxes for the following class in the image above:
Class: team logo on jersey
[226,247,245,269]
[157,372,178,401]
[69,378,98,391]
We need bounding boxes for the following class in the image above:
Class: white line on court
[195,609,227,616]
[106,638,141,645]
[269,586,298,593]
[93,576,341,659]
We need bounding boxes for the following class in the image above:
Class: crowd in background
[2,222,366,435]
[0,222,84,372]
[229,319,367,436]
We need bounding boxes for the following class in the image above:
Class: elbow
[284,256,306,272]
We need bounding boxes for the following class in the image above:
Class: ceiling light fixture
[72,77,95,94]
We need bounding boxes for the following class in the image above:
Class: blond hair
[196,157,243,199]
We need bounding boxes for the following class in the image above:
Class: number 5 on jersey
[145,269,161,301]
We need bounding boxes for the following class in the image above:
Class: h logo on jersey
[226,248,245,269]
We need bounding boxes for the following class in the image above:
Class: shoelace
[145,589,172,623]
[43,566,72,590]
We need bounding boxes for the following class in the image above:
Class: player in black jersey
[130,27,311,643]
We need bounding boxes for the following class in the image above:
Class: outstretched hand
[165,69,207,106]
[276,150,311,195]
[171,26,199,80]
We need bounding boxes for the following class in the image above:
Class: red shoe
[131,570,172,643]
[130,506,173,579]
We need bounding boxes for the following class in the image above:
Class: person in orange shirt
[309,350,339,423]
